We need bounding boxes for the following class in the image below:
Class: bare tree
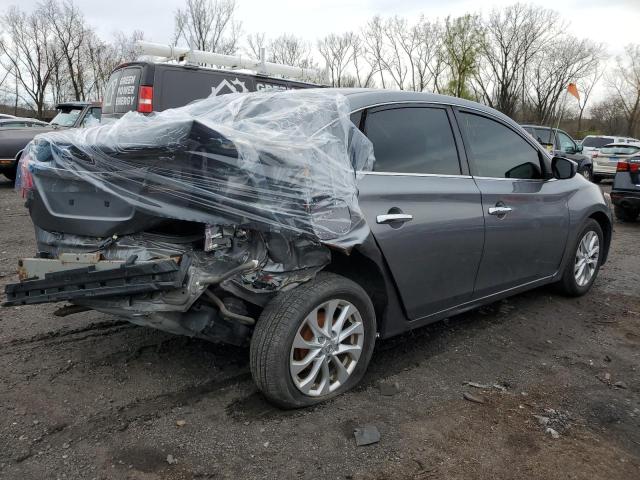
[475,4,562,118]
[0,5,59,117]
[174,0,241,55]
[527,37,605,124]
[576,64,604,134]
[590,95,628,135]
[381,16,410,90]
[42,0,89,101]
[317,33,355,87]
[246,32,266,59]
[269,34,315,68]
[609,44,640,137]
[361,16,387,89]
[350,34,376,88]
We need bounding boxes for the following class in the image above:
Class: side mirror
[552,156,577,180]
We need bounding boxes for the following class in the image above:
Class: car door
[455,109,570,297]
[356,104,485,319]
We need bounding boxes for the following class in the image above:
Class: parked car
[0,101,101,182]
[610,150,640,222]
[3,89,612,408]
[521,125,594,181]
[591,142,640,184]
[0,113,16,120]
[581,135,639,158]
[101,61,317,121]
[0,118,49,129]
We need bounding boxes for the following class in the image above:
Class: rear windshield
[102,67,141,114]
[582,136,613,148]
[50,107,83,127]
[532,128,554,145]
[599,145,640,155]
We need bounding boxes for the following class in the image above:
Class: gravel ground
[0,176,639,480]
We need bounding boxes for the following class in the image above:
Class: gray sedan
[3,89,612,408]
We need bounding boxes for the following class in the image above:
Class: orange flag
[567,83,580,101]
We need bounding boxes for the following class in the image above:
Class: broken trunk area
[7,90,375,344]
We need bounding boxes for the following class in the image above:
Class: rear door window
[459,112,542,179]
[363,106,461,175]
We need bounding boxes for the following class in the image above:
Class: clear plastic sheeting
[19,90,375,250]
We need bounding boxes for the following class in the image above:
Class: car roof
[324,88,523,130]
[112,61,322,88]
[0,117,46,123]
[56,101,101,108]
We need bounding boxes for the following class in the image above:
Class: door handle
[376,213,414,224]
[488,206,513,216]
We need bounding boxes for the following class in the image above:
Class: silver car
[3,89,612,408]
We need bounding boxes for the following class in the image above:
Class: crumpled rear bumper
[3,255,190,307]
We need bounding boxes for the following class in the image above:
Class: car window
[0,121,25,128]
[81,107,102,127]
[460,112,542,179]
[532,128,554,147]
[600,145,640,155]
[556,131,575,153]
[582,136,613,148]
[51,108,83,127]
[363,106,461,175]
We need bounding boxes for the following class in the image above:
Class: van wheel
[556,219,603,296]
[250,272,376,409]
[614,205,639,222]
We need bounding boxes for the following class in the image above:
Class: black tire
[592,175,602,184]
[614,205,639,222]
[555,219,603,297]
[250,272,376,409]
[581,166,593,182]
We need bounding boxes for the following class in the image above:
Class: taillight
[16,152,34,198]
[617,160,640,173]
[138,86,153,113]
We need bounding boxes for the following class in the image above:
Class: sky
[7,0,640,58]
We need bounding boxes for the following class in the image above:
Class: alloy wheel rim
[574,230,599,287]
[289,299,364,397]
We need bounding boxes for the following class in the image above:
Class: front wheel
[555,219,603,296]
[250,272,376,408]
[581,167,593,182]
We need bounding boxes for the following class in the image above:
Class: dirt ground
[0,176,639,480]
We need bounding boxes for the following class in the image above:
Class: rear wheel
[614,205,639,222]
[592,175,602,184]
[556,219,603,296]
[250,272,376,409]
